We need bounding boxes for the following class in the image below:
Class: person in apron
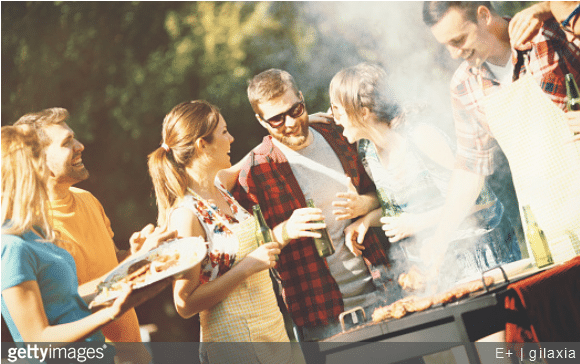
[421,1,580,272]
[328,63,520,289]
[147,100,293,363]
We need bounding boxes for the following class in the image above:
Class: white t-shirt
[486,59,515,86]
[272,128,379,311]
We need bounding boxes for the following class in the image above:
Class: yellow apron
[483,73,580,262]
[201,216,292,364]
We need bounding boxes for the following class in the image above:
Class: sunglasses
[560,3,580,34]
[261,99,305,128]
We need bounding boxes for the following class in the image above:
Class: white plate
[92,237,207,304]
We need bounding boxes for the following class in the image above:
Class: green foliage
[3,2,313,241]
[2,1,540,341]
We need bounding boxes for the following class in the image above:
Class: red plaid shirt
[232,123,391,328]
[451,19,580,176]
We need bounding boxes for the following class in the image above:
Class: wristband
[282,222,291,243]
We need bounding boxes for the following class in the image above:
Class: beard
[272,122,310,149]
[59,166,90,186]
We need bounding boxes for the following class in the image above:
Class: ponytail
[148,100,221,226]
[148,146,188,227]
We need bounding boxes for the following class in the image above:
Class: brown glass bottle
[253,205,278,260]
[565,73,580,111]
[377,187,402,217]
[522,205,553,268]
[306,199,335,257]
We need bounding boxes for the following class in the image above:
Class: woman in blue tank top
[1,125,161,351]
[327,63,521,289]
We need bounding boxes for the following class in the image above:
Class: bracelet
[282,222,291,243]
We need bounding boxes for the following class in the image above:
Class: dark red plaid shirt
[233,123,391,328]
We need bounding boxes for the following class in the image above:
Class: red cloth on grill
[505,256,580,342]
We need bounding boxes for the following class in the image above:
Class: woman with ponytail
[328,63,520,287]
[148,101,292,363]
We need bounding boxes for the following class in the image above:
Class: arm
[377,123,456,242]
[509,1,552,51]
[411,123,455,170]
[271,208,327,248]
[381,208,444,243]
[308,111,334,124]
[169,207,278,318]
[332,177,380,221]
[78,226,177,299]
[2,281,131,343]
[217,153,251,192]
[342,207,383,256]
[420,169,485,269]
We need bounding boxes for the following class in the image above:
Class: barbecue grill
[309,259,547,364]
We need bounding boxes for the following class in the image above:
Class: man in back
[14,108,169,350]
[421,1,580,268]
[232,69,395,342]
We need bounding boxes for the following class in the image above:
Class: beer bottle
[306,199,335,257]
[522,205,554,268]
[565,230,580,256]
[565,73,580,111]
[377,187,402,217]
[253,205,278,261]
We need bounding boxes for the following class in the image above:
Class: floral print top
[177,181,252,284]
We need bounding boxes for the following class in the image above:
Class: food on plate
[90,238,204,306]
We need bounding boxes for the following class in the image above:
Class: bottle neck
[522,205,542,229]
[566,74,580,111]
[566,74,580,98]
[253,206,268,227]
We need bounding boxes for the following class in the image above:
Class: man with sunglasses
[231,69,395,342]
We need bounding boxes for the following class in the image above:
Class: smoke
[303,1,460,139]
[300,2,516,295]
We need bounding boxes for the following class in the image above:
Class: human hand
[130,224,177,255]
[244,242,280,275]
[91,275,173,313]
[308,110,334,124]
[509,1,552,51]
[333,177,373,221]
[565,111,580,143]
[344,218,368,256]
[380,213,417,243]
[283,208,326,240]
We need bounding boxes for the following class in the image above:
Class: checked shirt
[232,122,392,329]
[451,19,580,176]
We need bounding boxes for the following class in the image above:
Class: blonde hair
[329,63,403,128]
[148,100,221,226]
[14,107,70,144]
[1,125,55,242]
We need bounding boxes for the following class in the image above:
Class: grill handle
[481,265,509,293]
[338,306,365,333]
